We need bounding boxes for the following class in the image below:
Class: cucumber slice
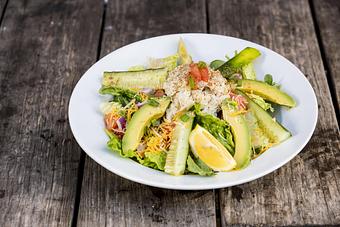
[217,47,261,77]
[244,111,270,149]
[164,112,194,176]
[102,68,168,89]
[237,90,291,144]
[148,54,179,71]
[238,79,296,107]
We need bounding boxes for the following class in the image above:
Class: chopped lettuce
[148,54,179,71]
[194,105,235,155]
[106,130,123,155]
[247,93,274,112]
[100,87,143,106]
[106,130,166,171]
[143,151,166,171]
[100,101,125,116]
[186,154,215,176]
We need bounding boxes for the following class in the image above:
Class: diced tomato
[190,63,201,81]
[199,67,209,82]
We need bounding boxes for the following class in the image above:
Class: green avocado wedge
[164,112,194,176]
[222,101,252,169]
[237,90,291,144]
[238,79,296,107]
[122,98,170,154]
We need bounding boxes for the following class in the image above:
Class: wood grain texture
[0,0,102,226]
[313,0,340,115]
[208,0,340,226]
[77,1,216,227]
[0,0,7,15]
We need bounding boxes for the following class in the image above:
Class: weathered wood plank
[0,0,102,226]
[313,0,340,116]
[208,0,340,226]
[77,0,216,226]
[0,0,7,14]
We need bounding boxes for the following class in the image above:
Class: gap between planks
[70,1,108,227]
[0,0,10,27]
[308,0,340,125]
[206,0,222,225]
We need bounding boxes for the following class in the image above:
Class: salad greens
[194,105,235,155]
[186,154,215,176]
[100,87,143,106]
[99,39,296,176]
[106,130,167,170]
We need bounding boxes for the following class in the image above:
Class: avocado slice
[122,98,170,154]
[177,38,192,65]
[237,90,291,144]
[222,101,252,169]
[164,112,194,176]
[238,79,296,107]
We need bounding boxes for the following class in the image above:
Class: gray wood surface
[313,0,340,114]
[0,0,102,226]
[0,0,7,14]
[77,0,216,227]
[0,0,339,226]
[0,1,6,18]
[208,0,340,226]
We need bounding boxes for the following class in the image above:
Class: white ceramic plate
[69,33,317,190]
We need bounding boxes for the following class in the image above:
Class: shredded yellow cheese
[138,92,148,102]
[140,119,175,154]
[125,102,138,121]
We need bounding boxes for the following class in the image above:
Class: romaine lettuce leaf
[194,105,235,155]
[106,130,124,155]
[186,155,215,176]
[143,151,166,171]
[100,101,125,116]
[106,131,166,171]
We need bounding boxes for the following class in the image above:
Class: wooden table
[0,0,339,226]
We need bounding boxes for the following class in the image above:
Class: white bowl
[68,33,318,190]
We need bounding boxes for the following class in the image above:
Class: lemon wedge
[189,125,236,171]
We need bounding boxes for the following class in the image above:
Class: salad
[99,39,296,176]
